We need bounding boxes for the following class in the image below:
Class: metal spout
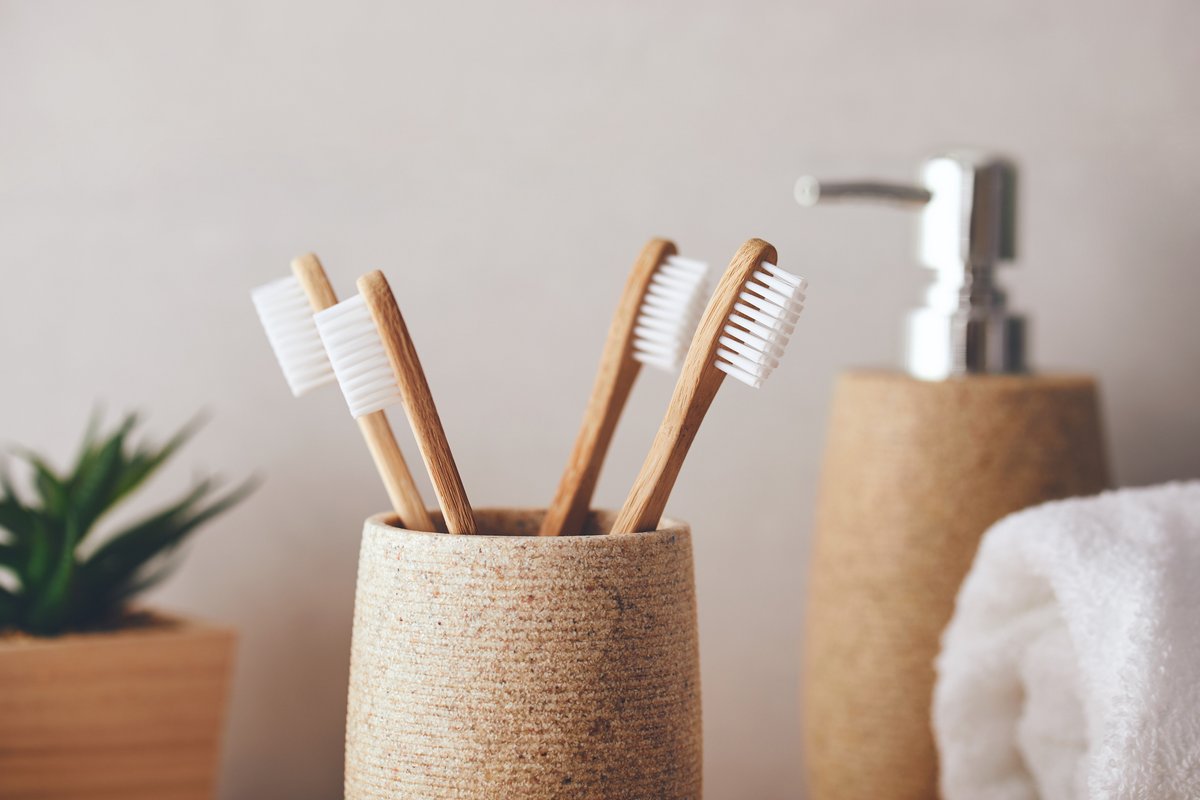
[796,150,1025,379]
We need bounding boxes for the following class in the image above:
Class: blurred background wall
[2,1,1197,797]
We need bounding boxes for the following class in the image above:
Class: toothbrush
[610,238,807,533]
[251,254,435,532]
[315,271,477,535]
[538,238,709,536]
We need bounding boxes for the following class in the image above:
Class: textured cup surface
[345,508,702,800]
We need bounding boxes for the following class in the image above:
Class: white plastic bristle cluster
[250,276,334,397]
[715,262,807,389]
[632,255,710,372]
[313,295,403,419]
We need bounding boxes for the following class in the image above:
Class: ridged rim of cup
[365,508,689,540]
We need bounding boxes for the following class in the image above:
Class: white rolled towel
[934,481,1200,800]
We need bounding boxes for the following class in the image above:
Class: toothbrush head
[713,244,807,389]
[632,254,710,372]
[313,293,403,418]
[251,275,336,397]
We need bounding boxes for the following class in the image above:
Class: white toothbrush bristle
[632,254,710,372]
[715,262,807,388]
[314,295,403,418]
[251,275,335,397]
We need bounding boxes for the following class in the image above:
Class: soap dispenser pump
[799,151,1110,800]
[796,151,1025,380]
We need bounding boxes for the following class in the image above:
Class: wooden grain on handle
[610,238,777,534]
[291,254,435,532]
[358,270,477,535]
[354,414,435,532]
[291,253,340,309]
[538,239,677,537]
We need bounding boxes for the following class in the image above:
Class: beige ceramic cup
[344,508,703,800]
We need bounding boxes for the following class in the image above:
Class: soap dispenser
[799,151,1110,800]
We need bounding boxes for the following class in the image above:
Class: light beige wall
[2,1,1197,797]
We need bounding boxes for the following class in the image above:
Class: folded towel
[933,482,1200,800]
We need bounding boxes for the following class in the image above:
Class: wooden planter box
[0,613,236,800]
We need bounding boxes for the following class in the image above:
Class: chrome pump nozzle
[797,151,1024,380]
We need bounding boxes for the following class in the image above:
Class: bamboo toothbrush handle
[539,239,677,537]
[292,253,340,309]
[355,413,436,531]
[611,238,778,533]
[291,254,435,532]
[610,369,724,534]
[358,271,477,535]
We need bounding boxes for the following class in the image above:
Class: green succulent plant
[0,412,256,636]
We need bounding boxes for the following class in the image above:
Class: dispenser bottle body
[802,370,1109,800]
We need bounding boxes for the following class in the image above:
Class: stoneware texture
[803,370,1110,800]
[344,508,703,800]
[0,614,237,800]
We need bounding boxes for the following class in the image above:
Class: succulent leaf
[69,413,139,538]
[110,413,207,507]
[0,587,17,628]
[0,412,254,635]
[21,454,68,520]
[0,542,19,571]
[0,493,33,547]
